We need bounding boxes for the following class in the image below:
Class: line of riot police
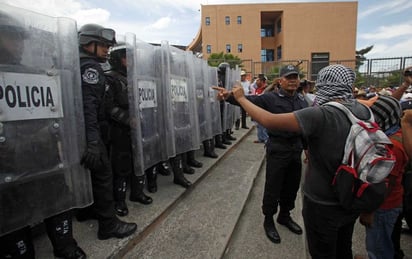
[0,4,240,259]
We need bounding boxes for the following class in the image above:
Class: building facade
[187,1,358,79]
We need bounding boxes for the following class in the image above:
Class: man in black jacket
[216,65,308,244]
[78,24,137,240]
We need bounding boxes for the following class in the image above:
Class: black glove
[80,141,103,169]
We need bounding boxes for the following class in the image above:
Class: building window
[205,17,210,26]
[206,45,211,54]
[276,18,282,34]
[260,25,273,37]
[261,49,274,62]
[225,16,230,25]
[237,44,243,53]
[226,44,231,53]
[311,53,330,80]
[277,45,282,60]
[237,16,242,24]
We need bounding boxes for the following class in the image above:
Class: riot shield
[191,56,212,142]
[134,39,174,169]
[117,33,145,177]
[221,64,231,131]
[209,67,222,136]
[230,67,241,127]
[0,5,92,235]
[161,41,200,155]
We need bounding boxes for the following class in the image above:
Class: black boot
[222,132,232,145]
[146,166,158,193]
[214,134,227,149]
[225,129,237,141]
[203,139,218,158]
[97,217,137,240]
[182,152,195,174]
[113,177,128,217]
[130,174,153,205]
[158,161,173,176]
[171,155,192,188]
[45,211,87,259]
[0,226,35,259]
[235,119,240,130]
[187,150,203,168]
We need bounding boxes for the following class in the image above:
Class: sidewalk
[34,126,258,259]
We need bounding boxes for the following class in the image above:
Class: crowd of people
[1,4,412,259]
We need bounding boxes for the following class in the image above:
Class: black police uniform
[79,49,116,221]
[227,88,308,218]
[104,68,152,215]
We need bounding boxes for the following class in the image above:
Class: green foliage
[207,52,243,68]
[382,70,402,88]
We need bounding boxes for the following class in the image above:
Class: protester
[357,96,408,259]
[227,64,365,258]
[239,70,251,129]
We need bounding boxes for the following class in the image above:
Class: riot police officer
[78,23,137,239]
[0,9,86,259]
[105,45,152,217]
[215,62,236,148]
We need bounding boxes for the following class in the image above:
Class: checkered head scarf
[370,95,402,132]
[314,64,356,106]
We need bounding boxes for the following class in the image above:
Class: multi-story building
[187,1,358,80]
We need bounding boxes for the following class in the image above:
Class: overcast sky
[1,0,411,59]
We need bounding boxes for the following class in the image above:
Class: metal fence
[208,56,412,87]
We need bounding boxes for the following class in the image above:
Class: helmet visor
[81,28,115,43]
[100,28,115,42]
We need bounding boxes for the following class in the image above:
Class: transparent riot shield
[0,5,92,235]
[161,41,200,155]
[114,33,145,177]
[230,67,241,128]
[209,67,222,136]
[134,40,174,170]
[221,65,232,131]
[191,56,212,142]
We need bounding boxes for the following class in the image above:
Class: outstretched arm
[392,66,412,100]
[231,84,302,133]
[401,109,412,160]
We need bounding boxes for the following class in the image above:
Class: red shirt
[380,130,409,209]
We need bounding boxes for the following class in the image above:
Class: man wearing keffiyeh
[313,64,356,106]
[229,64,375,258]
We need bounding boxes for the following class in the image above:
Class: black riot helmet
[0,10,29,64]
[108,45,126,72]
[218,62,230,75]
[78,23,116,47]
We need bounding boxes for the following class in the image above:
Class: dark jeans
[302,196,359,259]
[240,106,247,127]
[262,148,302,216]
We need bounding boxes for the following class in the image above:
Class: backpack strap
[324,101,375,124]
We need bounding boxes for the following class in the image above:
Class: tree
[207,52,242,68]
[356,45,373,70]
[355,45,373,88]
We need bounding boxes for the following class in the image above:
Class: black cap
[280,65,299,77]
